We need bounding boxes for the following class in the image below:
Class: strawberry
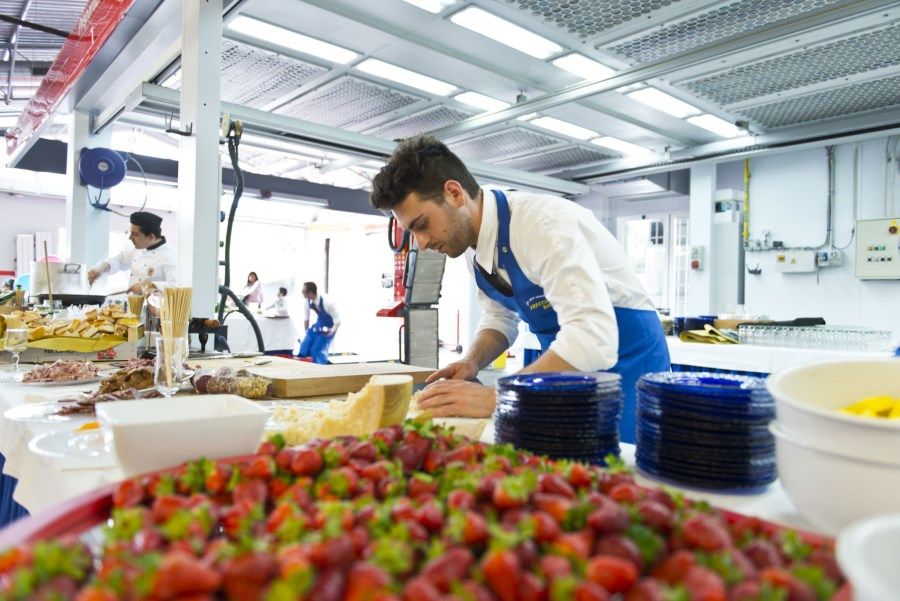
[290,447,324,475]
[463,511,489,545]
[682,514,733,552]
[532,511,562,542]
[112,478,143,507]
[421,547,474,592]
[243,455,275,479]
[586,555,639,594]
[552,531,594,561]
[482,549,522,601]
[595,535,644,571]
[729,580,763,601]
[309,534,355,569]
[652,550,696,584]
[742,539,784,570]
[233,478,268,505]
[575,580,612,601]
[637,500,674,533]
[408,475,439,499]
[609,482,643,504]
[275,447,298,470]
[349,441,378,462]
[568,463,593,489]
[447,489,476,510]
[759,567,816,601]
[533,493,574,524]
[403,576,442,601]
[423,450,444,474]
[74,587,118,601]
[519,570,546,601]
[395,433,432,474]
[587,498,630,535]
[256,439,279,455]
[538,555,572,583]
[644,488,676,511]
[682,566,727,601]
[415,500,445,532]
[361,460,392,482]
[458,580,494,601]
[345,562,392,601]
[277,544,312,578]
[150,495,188,524]
[153,550,222,598]
[307,567,347,601]
[444,444,477,465]
[222,551,279,601]
[538,473,575,499]
[624,578,665,601]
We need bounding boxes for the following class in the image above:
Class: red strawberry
[222,551,278,601]
[458,580,494,601]
[361,460,392,482]
[309,534,355,569]
[403,576,442,601]
[395,433,432,474]
[682,566,727,601]
[463,511,489,545]
[415,500,445,532]
[290,447,324,475]
[585,555,639,594]
[519,570,546,601]
[538,473,575,498]
[153,550,222,598]
[624,578,665,601]
[595,535,644,571]
[112,478,143,507]
[575,580,612,601]
[568,463,593,489]
[444,444,477,465]
[447,489,476,510]
[742,539,784,570]
[609,482,643,504]
[408,475,438,498]
[345,562,391,601]
[307,568,347,601]
[243,455,275,478]
[759,567,816,601]
[533,493,574,524]
[349,441,378,462]
[74,587,119,601]
[532,511,562,542]
[421,547,474,592]
[482,549,522,601]
[652,550,696,584]
[729,580,763,601]
[553,531,594,561]
[538,555,572,583]
[637,500,674,533]
[423,450,444,473]
[682,514,732,551]
[233,478,268,505]
[587,498,630,535]
[150,495,187,524]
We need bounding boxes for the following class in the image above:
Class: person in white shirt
[298,282,340,364]
[265,287,289,318]
[87,211,176,295]
[371,136,670,443]
[241,271,264,308]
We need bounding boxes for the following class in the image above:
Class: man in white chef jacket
[87,211,177,294]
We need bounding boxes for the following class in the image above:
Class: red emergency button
[690,259,701,269]
[889,225,898,234]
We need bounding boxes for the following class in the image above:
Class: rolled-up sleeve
[518,210,619,372]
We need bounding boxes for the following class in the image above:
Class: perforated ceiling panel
[373,106,474,141]
[503,0,685,39]
[276,76,423,131]
[738,75,900,128]
[220,41,326,107]
[680,25,900,105]
[449,127,565,161]
[605,0,843,64]
[497,145,614,173]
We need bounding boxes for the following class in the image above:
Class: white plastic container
[97,395,269,476]
[770,422,900,534]
[837,513,900,601]
[766,359,900,462]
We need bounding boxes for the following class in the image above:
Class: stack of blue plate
[494,372,622,463]
[635,372,776,492]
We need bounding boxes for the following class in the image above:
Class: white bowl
[837,513,900,601]
[97,395,269,476]
[766,360,900,462]
[771,422,900,535]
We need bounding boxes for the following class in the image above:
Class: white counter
[667,337,891,374]
[223,313,300,354]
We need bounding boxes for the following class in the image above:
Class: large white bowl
[770,422,900,535]
[837,513,900,601]
[97,395,269,476]
[766,359,900,462]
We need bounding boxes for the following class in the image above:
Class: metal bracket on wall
[164,111,193,137]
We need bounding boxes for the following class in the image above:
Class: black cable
[218,285,264,353]
[0,14,68,38]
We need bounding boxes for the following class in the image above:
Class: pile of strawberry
[0,421,849,600]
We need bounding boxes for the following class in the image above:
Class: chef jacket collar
[473,187,497,274]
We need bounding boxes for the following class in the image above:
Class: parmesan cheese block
[371,374,413,428]
[278,376,409,445]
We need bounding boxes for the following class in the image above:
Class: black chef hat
[130,211,163,237]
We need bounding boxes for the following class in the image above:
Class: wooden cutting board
[253,361,432,398]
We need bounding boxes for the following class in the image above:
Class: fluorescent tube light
[626,87,700,118]
[356,58,457,95]
[401,0,456,13]
[551,53,615,80]
[450,6,562,59]
[517,112,539,121]
[454,91,510,112]
[530,116,597,140]
[687,114,744,138]
[591,136,653,156]
[228,16,358,64]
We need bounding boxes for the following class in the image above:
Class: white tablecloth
[224,314,299,353]
[0,371,813,532]
[667,337,891,374]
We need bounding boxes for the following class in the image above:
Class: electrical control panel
[774,250,817,273]
[855,218,900,280]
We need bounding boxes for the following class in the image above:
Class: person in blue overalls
[370,137,670,443]
[297,282,341,364]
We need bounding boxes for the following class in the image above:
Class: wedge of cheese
[279,376,410,445]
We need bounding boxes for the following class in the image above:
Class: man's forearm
[464,329,510,370]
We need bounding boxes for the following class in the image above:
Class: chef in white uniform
[87,211,177,294]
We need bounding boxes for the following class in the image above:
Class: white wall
[737,138,900,335]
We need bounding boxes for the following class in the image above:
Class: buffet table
[223,313,300,353]
[667,336,891,375]
[0,366,814,533]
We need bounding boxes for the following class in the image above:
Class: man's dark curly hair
[371,136,480,211]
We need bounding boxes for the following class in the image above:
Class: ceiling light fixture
[400,0,456,13]
[356,58,458,95]
[227,16,358,64]
[551,53,615,81]
[530,116,598,140]
[516,112,539,121]
[450,6,562,59]
[453,91,510,112]
[687,114,744,138]
[626,87,701,118]
[591,136,653,156]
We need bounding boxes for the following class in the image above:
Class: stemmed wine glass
[3,328,28,382]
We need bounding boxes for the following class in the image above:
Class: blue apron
[299,297,335,364]
[473,190,671,443]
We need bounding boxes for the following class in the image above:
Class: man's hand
[416,380,496,418]
[128,282,144,295]
[87,267,104,285]
[425,358,480,384]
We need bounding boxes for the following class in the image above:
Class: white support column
[687,164,716,315]
[65,110,111,266]
[178,0,222,317]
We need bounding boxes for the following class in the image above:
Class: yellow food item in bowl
[841,395,900,419]
[76,421,100,432]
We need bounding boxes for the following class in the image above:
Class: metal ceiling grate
[0,0,88,63]
[373,105,474,141]
[220,41,326,108]
[680,25,900,106]
[276,76,422,131]
[497,145,614,173]
[738,75,900,128]
[449,127,566,162]
[502,0,685,39]
[605,0,843,64]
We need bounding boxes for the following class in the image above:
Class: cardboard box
[2,325,142,363]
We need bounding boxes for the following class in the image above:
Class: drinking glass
[4,328,28,380]
[154,337,185,398]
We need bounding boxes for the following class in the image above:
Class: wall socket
[816,249,843,267]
